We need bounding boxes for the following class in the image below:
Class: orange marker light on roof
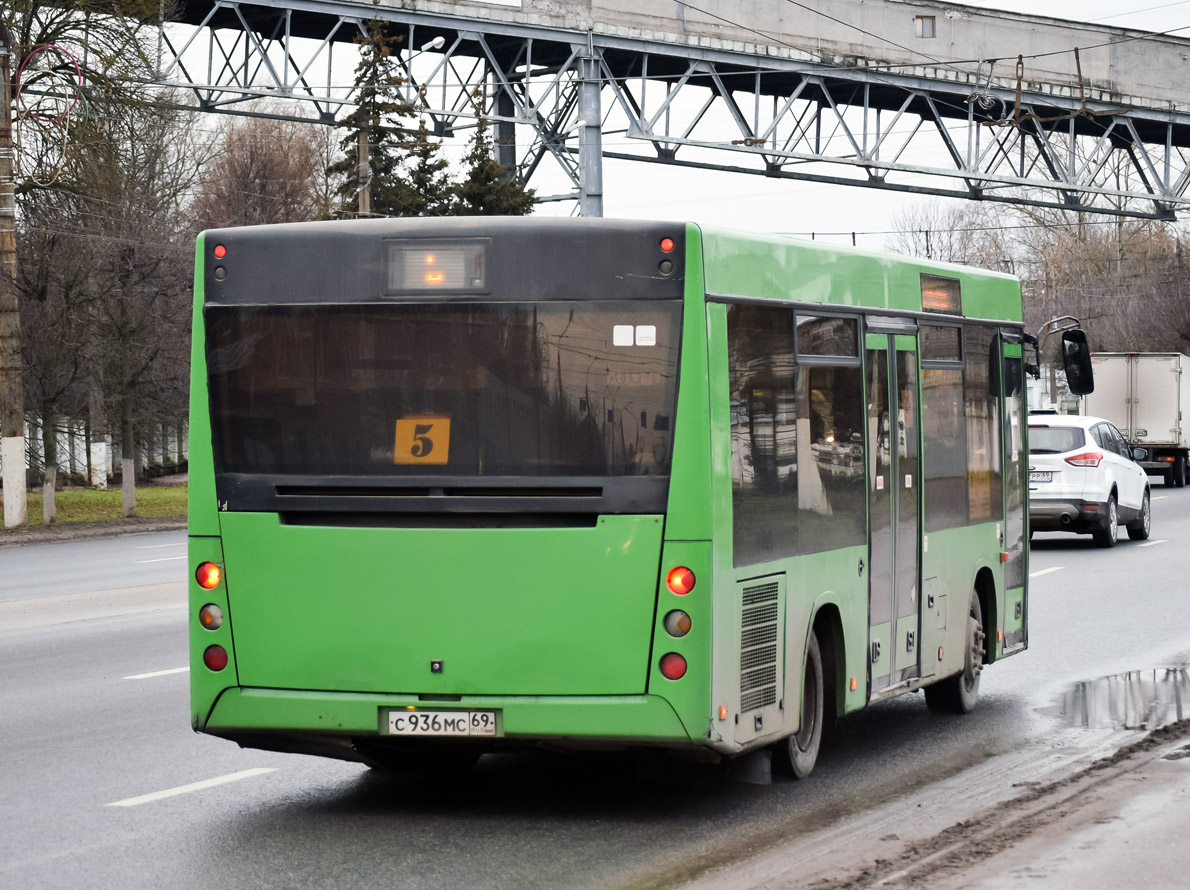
[660,237,675,253]
[213,244,227,259]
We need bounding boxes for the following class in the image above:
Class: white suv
[1028,414,1151,547]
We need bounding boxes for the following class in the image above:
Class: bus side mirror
[1061,330,1095,396]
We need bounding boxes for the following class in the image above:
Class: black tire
[1127,489,1152,541]
[1092,493,1119,548]
[785,631,824,780]
[1175,456,1187,488]
[925,589,984,715]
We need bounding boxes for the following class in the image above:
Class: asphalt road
[3,493,1190,890]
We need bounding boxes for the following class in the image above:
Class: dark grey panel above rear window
[202,218,686,305]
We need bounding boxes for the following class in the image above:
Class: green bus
[188,218,1035,778]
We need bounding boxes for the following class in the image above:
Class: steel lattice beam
[156,0,1190,220]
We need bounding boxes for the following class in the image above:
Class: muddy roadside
[814,719,1190,890]
[672,719,1190,890]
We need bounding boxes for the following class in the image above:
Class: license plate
[387,709,498,737]
[1029,471,1052,482]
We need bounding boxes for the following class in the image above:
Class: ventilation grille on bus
[740,581,780,713]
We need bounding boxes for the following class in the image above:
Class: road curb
[0,519,187,548]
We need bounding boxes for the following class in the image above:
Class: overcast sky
[551,0,1190,245]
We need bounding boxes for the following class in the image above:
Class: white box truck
[1084,352,1190,487]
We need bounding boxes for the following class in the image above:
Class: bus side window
[728,304,798,567]
[963,325,1004,524]
[796,363,866,554]
[922,367,968,532]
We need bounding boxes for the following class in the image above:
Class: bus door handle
[858,558,865,577]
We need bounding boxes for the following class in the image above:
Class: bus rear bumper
[200,687,699,760]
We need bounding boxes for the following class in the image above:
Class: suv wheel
[1127,489,1152,541]
[1092,494,1118,548]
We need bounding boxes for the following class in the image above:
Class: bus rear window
[206,301,681,478]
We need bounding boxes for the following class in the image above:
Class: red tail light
[1064,451,1103,467]
[195,562,222,589]
[666,567,696,595]
[659,652,687,680]
[203,645,229,671]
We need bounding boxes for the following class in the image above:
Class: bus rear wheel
[925,589,984,715]
[785,630,823,779]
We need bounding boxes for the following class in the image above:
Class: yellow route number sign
[394,416,451,465]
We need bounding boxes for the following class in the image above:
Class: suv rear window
[1028,426,1085,454]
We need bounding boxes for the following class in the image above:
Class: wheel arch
[973,566,998,665]
[810,603,845,719]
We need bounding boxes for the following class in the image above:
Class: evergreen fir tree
[328,20,421,217]
[452,98,536,216]
[402,111,455,217]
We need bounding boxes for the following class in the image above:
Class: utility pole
[0,20,27,528]
[357,128,371,216]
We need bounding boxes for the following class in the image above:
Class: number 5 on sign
[394,416,451,465]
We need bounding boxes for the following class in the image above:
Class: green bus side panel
[1005,586,1024,637]
[795,547,869,715]
[922,522,1002,676]
[189,534,235,727]
[700,228,1022,323]
[218,513,665,696]
[205,688,692,742]
[188,234,220,538]
[663,223,713,542]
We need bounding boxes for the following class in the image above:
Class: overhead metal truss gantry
[160,0,1190,220]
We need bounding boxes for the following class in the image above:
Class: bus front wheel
[925,589,984,715]
[785,630,823,779]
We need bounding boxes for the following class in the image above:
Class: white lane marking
[1154,496,1168,501]
[1138,540,1168,548]
[1029,567,1064,578]
[123,667,189,680]
[105,768,278,807]
[135,542,186,549]
[134,556,187,564]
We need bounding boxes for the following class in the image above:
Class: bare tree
[192,113,328,229]
[886,200,1013,271]
[3,1,170,525]
[15,188,92,520]
[43,91,203,515]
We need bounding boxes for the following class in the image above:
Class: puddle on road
[1059,667,1190,731]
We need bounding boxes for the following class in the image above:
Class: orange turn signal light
[199,603,223,630]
